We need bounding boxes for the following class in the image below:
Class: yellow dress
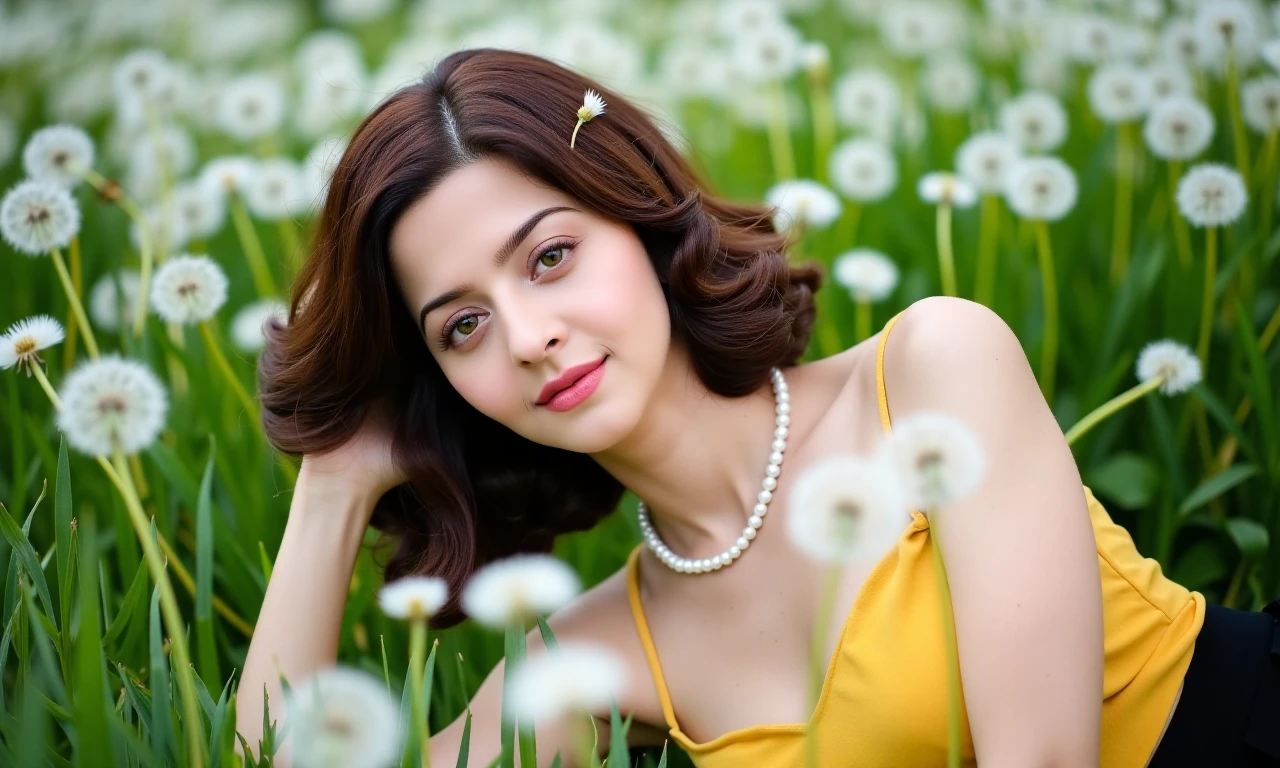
[624,311,1206,767]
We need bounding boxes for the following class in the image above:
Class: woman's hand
[299,396,407,505]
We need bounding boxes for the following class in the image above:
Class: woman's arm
[883,296,1104,768]
[234,468,378,762]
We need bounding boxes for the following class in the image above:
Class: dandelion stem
[1064,377,1165,445]
[1225,51,1251,187]
[1196,226,1217,367]
[63,235,82,371]
[409,619,432,768]
[230,194,279,298]
[766,79,796,181]
[855,299,872,344]
[804,564,842,768]
[197,322,258,425]
[834,201,862,249]
[107,447,206,768]
[974,194,999,307]
[82,168,156,339]
[808,77,836,185]
[48,248,99,359]
[1167,160,1193,270]
[279,217,303,274]
[1034,220,1058,405]
[1110,122,1135,286]
[570,119,585,149]
[928,515,961,768]
[935,203,957,297]
[30,363,62,410]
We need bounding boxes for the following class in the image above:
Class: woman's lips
[542,358,607,412]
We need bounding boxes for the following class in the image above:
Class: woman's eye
[454,316,479,336]
[537,247,565,270]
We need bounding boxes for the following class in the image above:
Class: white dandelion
[282,666,403,768]
[172,180,227,240]
[785,452,909,564]
[1263,38,1280,72]
[230,298,288,353]
[89,269,143,333]
[833,248,899,302]
[0,315,64,374]
[1143,96,1215,160]
[765,179,842,233]
[570,89,607,150]
[918,172,978,208]
[22,125,95,188]
[955,132,1021,193]
[999,91,1068,153]
[112,49,180,111]
[1087,62,1153,123]
[199,155,258,200]
[1069,13,1127,64]
[245,158,301,221]
[377,576,449,621]
[879,1,962,59]
[321,0,398,26]
[505,642,628,725]
[922,52,981,114]
[129,202,189,254]
[126,124,197,202]
[1159,18,1213,73]
[1195,0,1259,68]
[56,354,168,457]
[1241,75,1280,134]
[1004,156,1078,221]
[1146,61,1195,100]
[217,73,286,143]
[1136,340,1202,395]
[1019,49,1071,96]
[800,41,831,80]
[460,554,581,629]
[0,179,81,255]
[885,411,987,510]
[730,22,803,83]
[833,67,901,135]
[149,253,230,325]
[828,138,898,202]
[1175,163,1247,227]
[718,0,787,37]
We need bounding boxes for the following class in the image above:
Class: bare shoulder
[879,296,1031,408]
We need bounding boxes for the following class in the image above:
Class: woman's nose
[501,293,566,365]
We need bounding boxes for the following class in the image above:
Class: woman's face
[389,156,672,454]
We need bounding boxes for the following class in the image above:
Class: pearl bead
[765,464,780,478]
[730,546,741,558]
[758,490,772,504]
[753,503,767,516]
[763,476,777,491]
[743,527,757,540]
[776,402,790,415]
[771,439,786,452]
[775,426,789,440]
[736,537,749,550]
[748,515,763,529]
[769,451,783,465]
[777,414,790,427]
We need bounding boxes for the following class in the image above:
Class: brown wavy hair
[258,48,822,627]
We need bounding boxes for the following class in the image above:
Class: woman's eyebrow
[418,205,579,330]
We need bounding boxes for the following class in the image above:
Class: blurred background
[1,0,1279,764]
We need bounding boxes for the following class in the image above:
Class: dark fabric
[1147,598,1280,767]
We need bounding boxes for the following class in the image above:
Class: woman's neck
[590,351,785,559]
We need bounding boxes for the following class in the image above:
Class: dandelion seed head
[828,137,898,202]
[505,642,627,724]
[129,202,190,254]
[283,666,403,768]
[150,253,229,325]
[1195,0,1259,66]
[833,66,901,138]
[718,0,787,37]
[886,412,987,509]
[56,354,168,457]
[245,158,302,221]
[922,52,980,114]
[1263,39,1280,72]
[833,248,899,302]
[577,89,607,123]
[731,22,803,82]
[765,179,842,232]
[1159,18,1213,72]
[956,131,1021,193]
[230,298,288,353]
[377,576,449,621]
[217,73,286,142]
[1175,162,1247,227]
[1087,62,1153,123]
[1143,95,1215,160]
[880,1,963,59]
[1241,75,1280,133]
[1003,155,1078,221]
[0,315,64,373]
[172,180,227,240]
[999,90,1068,152]
[461,554,580,629]
[917,172,978,208]
[22,125,94,188]
[199,155,258,200]
[89,269,143,333]
[1146,60,1195,101]
[1136,339,1202,395]
[786,453,909,564]
[112,49,180,110]
[0,179,81,256]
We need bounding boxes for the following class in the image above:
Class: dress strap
[624,546,681,733]
[876,310,906,436]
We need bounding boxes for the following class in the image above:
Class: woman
[236,48,1280,767]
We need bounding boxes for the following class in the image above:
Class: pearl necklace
[637,367,789,574]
